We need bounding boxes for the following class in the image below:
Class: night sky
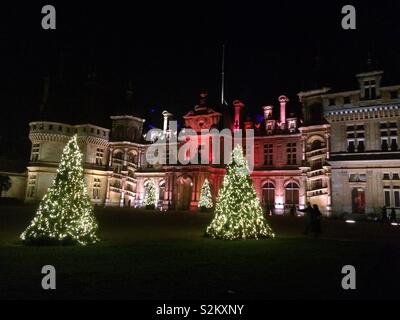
[1,1,400,160]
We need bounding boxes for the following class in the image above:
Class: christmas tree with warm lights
[198,178,213,211]
[21,135,99,245]
[144,179,157,209]
[205,145,275,240]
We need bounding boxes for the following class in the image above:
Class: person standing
[299,202,314,235]
[312,204,322,237]
[381,206,389,225]
[390,208,397,224]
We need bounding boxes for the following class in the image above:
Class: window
[285,182,299,205]
[311,158,323,171]
[347,124,365,152]
[96,148,104,166]
[311,179,323,190]
[93,178,101,200]
[383,173,400,181]
[390,91,398,99]
[384,187,400,208]
[344,96,351,104]
[395,188,400,208]
[364,80,376,100]
[31,143,40,162]
[381,138,389,151]
[288,120,297,133]
[381,122,398,151]
[27,175,37,198]
[114,165,122,174]
[384,189,391,207]
[128,152,139,165]
[383,173,391,180]
[329,98,335,106]
[287,143,297,165]
[347,140,355,153]
[349,173,367,182]
[391,137,398,151]
[311,140,323,151]
[264,144,273,165]
[262,182,275,206]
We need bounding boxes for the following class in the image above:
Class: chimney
[162,110,173,133]
[232,100,245,132]
[279,95,289,125]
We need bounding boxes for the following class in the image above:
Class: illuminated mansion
[2,68,399,217]
[2,92,331,214]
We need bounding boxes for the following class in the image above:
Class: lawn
[0,206,399,300]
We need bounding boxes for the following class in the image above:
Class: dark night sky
[1,1,400,160]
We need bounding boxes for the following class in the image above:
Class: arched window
[311,140,322,151]
[128,151,138,164]
[262,182,275,207]
[285,182,299,205]
[113,151,124,160]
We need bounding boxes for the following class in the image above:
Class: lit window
[93,178,101,200]
[96,148,104,166]
[31,144,40,162]
[27,175,37,198]
[347,124,365,152]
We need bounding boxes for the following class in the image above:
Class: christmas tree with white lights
[205,145,275,240]
[144,179,157,209]
[21,135,99,245]
[198,178,213,211]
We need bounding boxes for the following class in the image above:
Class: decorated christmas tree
[205,145,275,240]
[144,179,157,209]
[198,178,213,211]
[20,135,99,245]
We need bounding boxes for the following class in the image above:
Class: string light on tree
[20,135,99,245]
[198,178,213,211]
[144,179,157,209]
[205,145,275,240]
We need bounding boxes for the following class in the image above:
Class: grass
[0,206,399,300]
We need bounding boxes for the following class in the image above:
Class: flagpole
[221,44,225,106]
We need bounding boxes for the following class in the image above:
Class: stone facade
[300,69,400,217]
[1,93,332,215]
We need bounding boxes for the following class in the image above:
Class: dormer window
[364,80,376,100]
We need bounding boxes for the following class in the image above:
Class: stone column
[108,148,113,167]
